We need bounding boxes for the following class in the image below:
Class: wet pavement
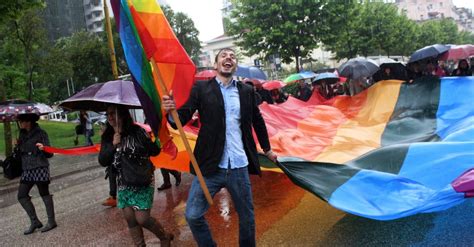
[1,154,474,246]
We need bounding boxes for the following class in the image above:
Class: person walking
[80,110,94,146]
[99,104,173,246]
[157,168,181,191]
[16,113,57,235]
[162,48,277,247]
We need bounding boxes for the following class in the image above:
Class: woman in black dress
[16,113,56,235]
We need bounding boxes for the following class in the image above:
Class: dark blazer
[170,78,271,176]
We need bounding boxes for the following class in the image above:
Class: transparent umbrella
[0,100,53,122]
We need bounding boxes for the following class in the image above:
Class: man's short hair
[214,48,236,63]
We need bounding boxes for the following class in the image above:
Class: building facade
[390,0,473,32]
[42,0,105,41]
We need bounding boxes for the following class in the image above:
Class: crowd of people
[6,49,472,246]
[8,48,277,247]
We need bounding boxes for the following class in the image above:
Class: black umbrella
[408,44,449,63]
[373,58,407,81]
[338,58,379,80]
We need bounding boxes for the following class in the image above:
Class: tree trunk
[0,80,13,156]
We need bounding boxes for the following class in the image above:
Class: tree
[416,19,459,48]
[0,0,45,156]
[391,15,419,57]
[162,6,202,64]
[9,9,48,100]
[228,0,336,72]
[320,1,363,60]
[458,30,474,44]
[361,2,403,57]
[321,1,421,60]
[0,0,44,24]
[56,31,114,95]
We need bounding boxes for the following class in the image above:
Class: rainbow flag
[163,76,474,220]
[258,76,474,220]
[121,0,196,108]
[111,0,195,157]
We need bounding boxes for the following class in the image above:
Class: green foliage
[319,1,362,60]
[228,0,336,72]
[162,6,202,64]
[0,0,45,24]
[458,31,474,44]
[1,8,49,100]
[321,2,469,60]
[417,19,459,47]
[55,31,114,95]
[391,15,419,57]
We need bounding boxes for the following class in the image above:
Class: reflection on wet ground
[152,171,305,246]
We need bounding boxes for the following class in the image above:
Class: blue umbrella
[235,65,267,80]
[408,44,449,63]
[313,72,339,84]
[299,70,317,79]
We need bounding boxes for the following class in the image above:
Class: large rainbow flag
[164,76,474,220]
[110,0,196,156]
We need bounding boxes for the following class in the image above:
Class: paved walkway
[0,154,100,195]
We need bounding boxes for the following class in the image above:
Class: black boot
[142,218,173,247]
[173,172,181,186]
[18,197,43,235]
[40,195,57,233]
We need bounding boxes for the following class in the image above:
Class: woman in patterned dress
[98,104,173,247]
[16,113,57,234]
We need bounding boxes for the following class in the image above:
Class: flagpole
[150,58,213,206]
[104,0,119,80]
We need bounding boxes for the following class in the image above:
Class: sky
[164,0,224,42]
[110,0,473,43]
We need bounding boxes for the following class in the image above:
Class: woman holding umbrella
[16,113,57,234]
[99,104,173,246]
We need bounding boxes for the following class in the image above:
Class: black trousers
[108,167,117,197]
[160,168,180,185]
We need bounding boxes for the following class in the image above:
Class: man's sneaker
[101,197,117,207]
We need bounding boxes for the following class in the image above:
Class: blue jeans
[85,129,93,146]
[185,167,255,247]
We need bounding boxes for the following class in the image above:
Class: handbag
[119,152,154,187]
[75,124,85,135]
[2,147,22,180]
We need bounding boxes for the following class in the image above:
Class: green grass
[0,120,102,154]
